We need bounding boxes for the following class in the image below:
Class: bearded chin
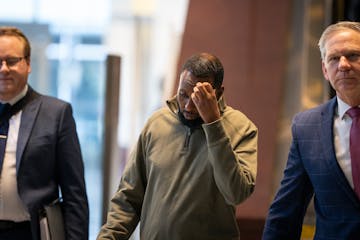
[177,111,204,129]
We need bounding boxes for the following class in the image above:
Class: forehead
[0,36,25,55]
[325,30,360,55]
[178,70,213,91]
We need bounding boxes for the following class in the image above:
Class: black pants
[0,221,32,240]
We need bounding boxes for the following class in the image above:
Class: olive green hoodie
[98,96,258,240]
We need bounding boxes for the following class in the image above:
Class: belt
[0,220,29,230]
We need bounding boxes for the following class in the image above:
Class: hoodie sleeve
[202,109,258,205]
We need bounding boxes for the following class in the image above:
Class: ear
[321,61,329,81]
[26,58,31,74]
[216,85,224,99]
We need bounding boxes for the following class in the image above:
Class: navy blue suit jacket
[15,87,89,239]
[262,97,360,240]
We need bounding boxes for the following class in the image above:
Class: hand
[191,82,221,123]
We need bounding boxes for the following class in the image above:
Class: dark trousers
[0,221,32,240]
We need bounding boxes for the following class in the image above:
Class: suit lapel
[321,97,360,206]
[16,93,41,172]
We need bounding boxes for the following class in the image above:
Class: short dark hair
[181,52,224,89]
[0,26,31,60]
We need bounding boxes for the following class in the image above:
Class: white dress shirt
[0,85,30,221]
[333,97,360,189]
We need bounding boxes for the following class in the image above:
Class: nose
[0,61,10,72]
[184,97,196,111]
[338,56,351,71]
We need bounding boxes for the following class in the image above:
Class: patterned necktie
[0,103,12,174]
[347,107,360,200]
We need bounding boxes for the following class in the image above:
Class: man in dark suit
[0,27,89,239]
[262,21,360,239]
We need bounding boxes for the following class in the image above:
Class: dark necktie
[0,103,12,174]
[0,89,34,174]
[347,107,360,200]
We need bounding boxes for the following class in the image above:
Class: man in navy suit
[262,21,360,239]
[0,27,89,239]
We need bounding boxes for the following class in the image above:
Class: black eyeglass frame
[0,56,27,68]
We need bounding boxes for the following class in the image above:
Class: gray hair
[318,21,360,59]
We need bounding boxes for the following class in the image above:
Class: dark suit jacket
[16,87,89,239]
[262,97,360,240]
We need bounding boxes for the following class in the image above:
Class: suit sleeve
[56,103,89,240]
[262,116,314,239]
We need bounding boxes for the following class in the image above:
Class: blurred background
[1,0,359,239]
[1,0,188,239]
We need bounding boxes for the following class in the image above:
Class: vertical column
[101,55,121,223]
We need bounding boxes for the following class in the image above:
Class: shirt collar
[336,96,360,119]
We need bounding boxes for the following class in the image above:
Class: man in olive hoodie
[98,52,258,240]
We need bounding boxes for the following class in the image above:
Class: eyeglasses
[0,57,26,68]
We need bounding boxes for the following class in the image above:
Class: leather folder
[40,199,65,240]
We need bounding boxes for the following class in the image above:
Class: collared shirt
[333,96,360,189]
[0,85,30,221]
